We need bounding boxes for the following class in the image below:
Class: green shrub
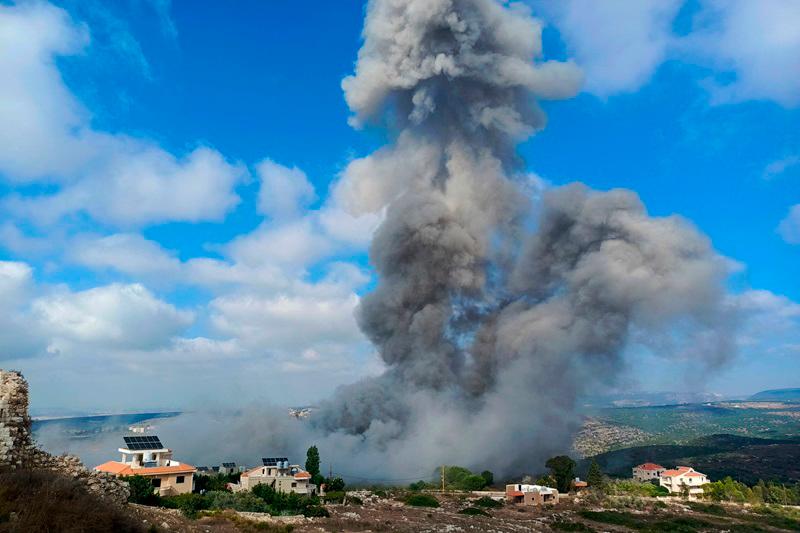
[462,474,489,491]
[473,496,502,508]
[324,476,345,492]
[607,479,668,498]
[161,493,209,518]
[552,521,596,532]
[303,505,330,517]
[405,493,440,508]
[440,466,490,491]
[193,473,238,493]
[125,475,161,505]
[323,491,345,503]
[205,490,269,513]
[458,507,490,516]
[408,480,428,491]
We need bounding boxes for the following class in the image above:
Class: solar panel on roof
[123,435,164,450]
[222,462,236,468]
[261,457,289,466]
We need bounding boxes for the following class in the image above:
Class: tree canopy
[545,455,576,493]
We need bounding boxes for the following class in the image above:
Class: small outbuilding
[505,483,559,505]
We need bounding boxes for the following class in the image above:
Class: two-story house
[94,435,196,496]
[659,466,709,496]
[235,456,317,495]
[632,462,666,482]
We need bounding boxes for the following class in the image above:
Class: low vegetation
[404,493,440,508]
[130,480,325,518]
[0,469,145,532]
[551,521,596,532]
[457,506,490,516]
[407,465,495,492]
[606,479,670,497]
[472,496,503,508]
[192,472,240,493]
[703,476,800,505]
[579,509,716,532]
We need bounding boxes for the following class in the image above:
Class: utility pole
[441,465,445,492]
[329,463,332,479]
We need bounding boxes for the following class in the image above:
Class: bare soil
[128,494,800,532]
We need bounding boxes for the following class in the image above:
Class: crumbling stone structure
[0,370,35,468]
[0,370,130,505]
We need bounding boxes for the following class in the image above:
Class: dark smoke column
[313,0,732,478]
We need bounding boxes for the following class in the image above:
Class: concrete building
[659,466,709,496]
[505,483,559,505]
[235,456,317,495]
[220,462,238,475]
[633,462,666,482]
[95,435,196,496]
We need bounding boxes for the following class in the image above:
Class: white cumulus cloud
[34,283,193,350]
[540,0,682,97]
[0,2,244,226]
[778,204,800,244]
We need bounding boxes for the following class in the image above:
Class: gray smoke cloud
[32,0,736,483]
[307,0,734,478]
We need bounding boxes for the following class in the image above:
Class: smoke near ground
[307,0,733,479]
[35,0,735,482]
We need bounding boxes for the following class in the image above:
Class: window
[151,478,161,488]
[176,476,185,484]
[291,482,297,488]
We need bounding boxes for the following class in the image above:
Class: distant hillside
[583,391,725,408]
[584,433,800,484]
[749,388,800,401]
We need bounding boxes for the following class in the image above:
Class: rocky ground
[128,493,800,532]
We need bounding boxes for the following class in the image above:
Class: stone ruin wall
[0,369,130,505]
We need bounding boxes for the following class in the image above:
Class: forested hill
[749,389,800,401]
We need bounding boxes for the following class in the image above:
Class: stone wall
[0,370,130,506]
[0,370,35,468]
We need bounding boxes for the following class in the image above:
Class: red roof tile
[94,461,195,476]
[636,463,665,471]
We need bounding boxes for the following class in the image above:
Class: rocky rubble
[0,369,130,506]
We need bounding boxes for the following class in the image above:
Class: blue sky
[0,0,798,414]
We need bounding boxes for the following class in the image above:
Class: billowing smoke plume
[307,0,733,478]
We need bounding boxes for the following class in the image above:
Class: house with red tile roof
[658,466,709,496]
[633,462,666,482]
[94,435,195,496]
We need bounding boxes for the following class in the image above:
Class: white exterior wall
[659,472,708,495]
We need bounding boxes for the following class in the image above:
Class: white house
[95,435,196,496]
[659,466,709,496]
[234,457,317,496]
